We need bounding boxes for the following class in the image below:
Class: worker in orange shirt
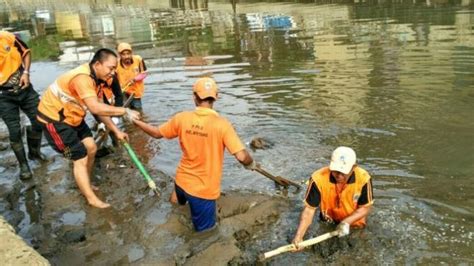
[292,147,374,249]
[133,77,257,232]
[93,75,123,151]
[0,31,46,180]
[116,43,146,111]
[102,75,123,107]
[37,48,140,208]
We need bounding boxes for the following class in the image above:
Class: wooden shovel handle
[260,230,338,260]
[123,92,135,108]
[255,166,302,190]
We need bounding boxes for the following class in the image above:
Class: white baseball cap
[329,146,356,175]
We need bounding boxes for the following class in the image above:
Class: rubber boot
[11,141,33,180]
[26,126,47,162]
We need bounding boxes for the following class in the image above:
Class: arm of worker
[340,179,373,225]
[71,75,139,122]
[292,206,316,251]
[337,179,374,237]
[99,115,128,141]
[135,114,180,139]
[84,96,125,116]
[221,124,256,169]
[133,119,163,139]
[15,37,31,89]
[234,149,255,168]
[292,179,319,250]
[340,205,372,226]
[83,96,139,120]
[336,205,372,238]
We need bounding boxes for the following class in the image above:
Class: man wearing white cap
[292,146,373,250]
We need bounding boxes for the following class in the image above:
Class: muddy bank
[2,123,472,265]
[0,125,292,264]
[0,125,49,265]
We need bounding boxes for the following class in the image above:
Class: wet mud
[249,137,274,151]
[0,126,292,265]
[1,124,472,265]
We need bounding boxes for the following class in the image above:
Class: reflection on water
[1,0,474,263]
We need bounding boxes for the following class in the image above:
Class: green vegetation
[27,34,65,61]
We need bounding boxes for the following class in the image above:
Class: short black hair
[193,92,216,104]
[90,48,117,64]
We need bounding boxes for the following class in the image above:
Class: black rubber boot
[26,126,47,162]
[11,141,33,180]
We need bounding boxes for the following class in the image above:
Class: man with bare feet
[36,48,140,208]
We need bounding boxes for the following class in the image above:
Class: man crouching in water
[36,48,140,208]
[292,147,374,249]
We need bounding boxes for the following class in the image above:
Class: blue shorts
[175,184,216,232]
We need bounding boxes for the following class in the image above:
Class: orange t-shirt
[159,107,245,200]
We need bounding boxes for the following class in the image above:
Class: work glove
[111,116,121,125]
[123,108,140,123]
[336,222,350,237]
[244,160,258,171]
[97,122,106,133]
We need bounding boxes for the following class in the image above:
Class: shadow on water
[0,0,473,264]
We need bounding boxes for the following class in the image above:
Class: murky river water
[1,0,473,264]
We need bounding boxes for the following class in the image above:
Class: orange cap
[193,77,218,100]
[117,42,132,53]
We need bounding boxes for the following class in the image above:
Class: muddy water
[1,0,473,264]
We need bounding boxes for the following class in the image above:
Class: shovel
[121,140,160,197]
[259,230,339,260]
[254,165,302,191]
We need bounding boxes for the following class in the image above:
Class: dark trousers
[0,85,42,143]
[124,93,142,110]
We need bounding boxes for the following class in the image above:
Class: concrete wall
[0,216,50,265]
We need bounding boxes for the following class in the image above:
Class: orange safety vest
[38,64,104,126]
[0,31,23,85]
[117,55,144,98]
[312,166,372,227]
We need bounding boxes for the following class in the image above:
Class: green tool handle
[122,141,153,183]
